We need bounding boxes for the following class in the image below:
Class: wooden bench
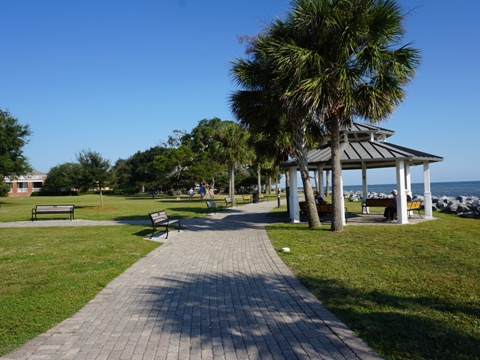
[363,198,423,218]
[362,198,392,213]
[258,194,264,202]
[32,205,75,221]
[406,200,423,218]
[299,202,348,222]
[224,197,235,208]
[148,210,180,239]
[242,195,252,203]
[206,200,222,214]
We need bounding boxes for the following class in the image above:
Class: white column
[318,165,324,198]
[423,161,433,219]
[314,170,319,192]
[289,167,300,223]
[396,160,408,224]
[362,163,368,213]
[340,168,346,226]
[405,163,411,195]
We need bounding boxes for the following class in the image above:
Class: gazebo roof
[281,122,443,170]
[341,121,395,141]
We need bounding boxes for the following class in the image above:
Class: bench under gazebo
[281,122,444,225]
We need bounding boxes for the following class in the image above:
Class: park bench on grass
[148,210,180,239]
[224,197,235,208]
[242,195,252,204]
[406,201,423,218]
[32,205,75,221]
[206,200,222,214]
[362,198,392,213]
[363,198,423,218]
[299,202,348,223]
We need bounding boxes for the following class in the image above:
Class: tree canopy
[0,109,32,179]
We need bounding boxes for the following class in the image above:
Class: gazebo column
[423,161,433,219]
[396,160,408,224]
[318,165,324,198]
[362,163,368,213]
[405,163,412,195]
[340,169,347,226]
[288,166,300,223]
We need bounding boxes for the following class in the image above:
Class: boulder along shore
[344,191,480,219]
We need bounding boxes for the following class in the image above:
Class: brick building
[4,170,47,197]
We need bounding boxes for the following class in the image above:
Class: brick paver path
[4,201,382,360]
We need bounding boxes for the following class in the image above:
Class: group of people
[384,189,412,221]
[188,186,205,200]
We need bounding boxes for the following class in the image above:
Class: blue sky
[1,0,478,186]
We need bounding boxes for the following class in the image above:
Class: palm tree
[231,21,323,228]
[214,121,253,200]
[230,60,324,226]
[232,0,420,231]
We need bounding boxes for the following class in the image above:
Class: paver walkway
[3,201,382,360]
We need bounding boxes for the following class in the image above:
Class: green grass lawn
[268,207,480,360]
[1,194,479,359]
[0,193,225,222]
[0,225,161,355]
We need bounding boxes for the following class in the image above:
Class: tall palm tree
[214,121,253,200]
[232,0,420,231]
[231,60,324,227]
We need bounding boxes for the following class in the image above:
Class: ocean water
[343,180,480,198]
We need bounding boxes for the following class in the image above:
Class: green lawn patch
[0,193,278,222]
[0,225,160,355]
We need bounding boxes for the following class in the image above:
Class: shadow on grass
[134,228,156,238]
[298,276,480,360]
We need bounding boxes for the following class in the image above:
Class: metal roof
[341,122,395,141]
[281,140,444,170]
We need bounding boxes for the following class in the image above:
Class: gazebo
[281,122,444,225]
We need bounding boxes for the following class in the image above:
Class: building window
[18,182,29,192]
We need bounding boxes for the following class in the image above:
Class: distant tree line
[43,118,283,197]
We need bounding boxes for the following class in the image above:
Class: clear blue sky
[1,0,478,186]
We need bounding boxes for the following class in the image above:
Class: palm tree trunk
[325,170,330,196]
[257,166,261,196]
[330,119,343,232]
[293,117,321,228]
[229,163,235,199]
